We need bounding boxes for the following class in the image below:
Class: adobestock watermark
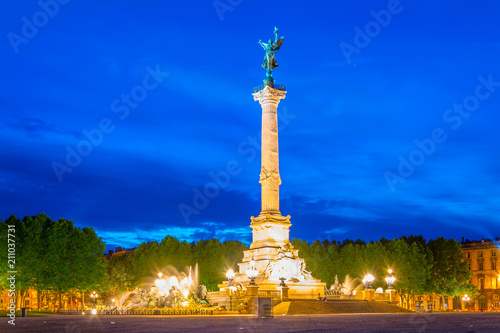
[384,74,499,192]
[51,64,169,182]
[402,312,436,333]
[6,224,17,326]
[7,0,71,54]
[213,0,243,21]
[339,0,410,64]
[178,106,296,223]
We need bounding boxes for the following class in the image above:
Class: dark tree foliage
[427,237,476,297]
[2,214,475,306]
[0,214,106,308]
[292,235,475,304]
[101,254,135,302]
[127,236,248,292]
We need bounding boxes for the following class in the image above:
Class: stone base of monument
[223,240,326,300]
[218,278,326,300]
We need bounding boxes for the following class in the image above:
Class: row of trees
[2,214,477,310]
[103,236,247,297]
[292,235,477,306]
[0,214,106,309]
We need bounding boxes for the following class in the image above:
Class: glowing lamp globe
[226,269,236,280]
[246,268,258,279]
[363,273,374,289]
[363,274,374,283]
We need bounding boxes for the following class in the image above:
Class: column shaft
[253,86,286,216]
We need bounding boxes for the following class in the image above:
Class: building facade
[461,238,500,310]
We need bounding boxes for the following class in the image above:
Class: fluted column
[253,86,286,214]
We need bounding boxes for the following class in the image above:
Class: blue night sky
[1,0,499,250]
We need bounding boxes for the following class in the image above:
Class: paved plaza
[5,312,500,332]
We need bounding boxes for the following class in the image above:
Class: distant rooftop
[461,238,500,249]
[103,246,136,259]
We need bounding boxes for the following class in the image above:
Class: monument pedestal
[363,289,375,302]
[387,289,396,303]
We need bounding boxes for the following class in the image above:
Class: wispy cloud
[96,224,252,249]
[325,228,349,235]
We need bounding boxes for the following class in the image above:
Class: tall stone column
[253,86,286,214]
[216,28,326,300]
[248,85,291,252]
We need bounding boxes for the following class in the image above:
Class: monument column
[249,85,291,252]
[215,27,325,300]
[247,27,291,252]
[253,86,286,214]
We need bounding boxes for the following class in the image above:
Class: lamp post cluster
[361,269,396,303]
[362,269,397,290]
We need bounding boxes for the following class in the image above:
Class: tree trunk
[16,290,20,310]
[37,290,41,311]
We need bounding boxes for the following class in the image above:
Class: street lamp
[462,294,470,310]
[90,291,98,314]
[363,274,374,289]
[226,269,236,311]
[226,269,236,287]
[245,258,258,285]
[385,269,396,303]
[385,269,396,290]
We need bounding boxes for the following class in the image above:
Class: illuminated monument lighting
[219,27,325,299]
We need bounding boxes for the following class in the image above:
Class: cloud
[325,228,349,235]
[7,116,79,138]
[96,224,252,249]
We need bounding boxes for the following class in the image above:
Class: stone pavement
[4,312,500,332]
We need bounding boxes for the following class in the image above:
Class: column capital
[253,86,287,106]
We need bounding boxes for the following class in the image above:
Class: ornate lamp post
[90,292,98,314]
[385,269,396,303]
[363,274,374,289]
[362,274,375,301]
[462,294,470,310]
[385,269,396,289]
[226,269,235,287]
[226,269,236,311]
[278,268,289,302]
[245,259,260,312]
